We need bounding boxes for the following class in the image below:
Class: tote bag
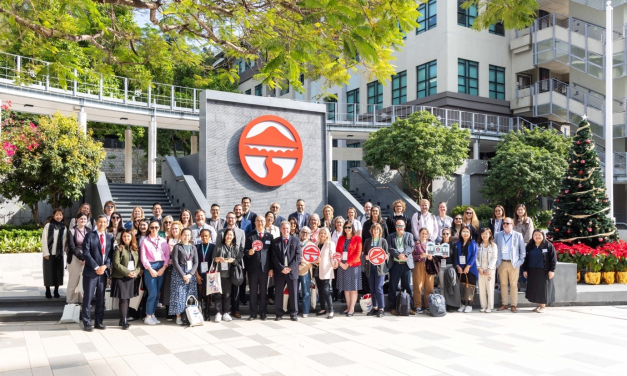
[460,273,476,302]
[207,261,222,295]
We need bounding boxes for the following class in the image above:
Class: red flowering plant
[602,242,627,272]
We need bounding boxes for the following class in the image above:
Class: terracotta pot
[601,272,615,285]
[616,271,627,284]
[584,272,601,285]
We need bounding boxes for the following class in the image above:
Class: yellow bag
[584,272,601,285]
[601,272,615,285]
[616,272,627,284]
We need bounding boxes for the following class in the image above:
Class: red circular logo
[239,115,303,186]
[333,253,342,262]
[302,245,320,262]
[368,247,386,266]
[252,240,263,251]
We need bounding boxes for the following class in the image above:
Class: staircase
[108,183,181,222]
[348,189,391,218]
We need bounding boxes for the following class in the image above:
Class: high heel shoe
[315,310,326,316]
[327,313,334,319]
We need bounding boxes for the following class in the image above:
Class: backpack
[396,290,411,316]
[427,293,447,317]
[230,260,244,287]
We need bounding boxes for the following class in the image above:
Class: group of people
[40,197,558,331]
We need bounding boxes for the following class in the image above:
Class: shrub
[0,235,41,253]
[534,210,552,229]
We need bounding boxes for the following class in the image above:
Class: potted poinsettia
[615,249,627,284]
[583,250,604,285]
[601,252,617,284]
[554,242,580,282]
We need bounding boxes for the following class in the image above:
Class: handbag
[207,261,222,295]
[460,273,476,302]
[129,277,144,310]
[59,304,81,324]
[425,258,438,275]
[230,259,244,287]
[310,281,318,309]
[105,288,119,311]
[184,295,204,327]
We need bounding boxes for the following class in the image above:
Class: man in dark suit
[233,204,253,234]
[386,219,416,315]
[244,216,274,321]
[270,202,286,227]
[271,221,301,321]
[241,197,258,224]
[287,199,310,230]
[81,215,114,331]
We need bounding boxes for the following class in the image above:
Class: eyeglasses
[163,221,172,224]
[395,225,404,228]
[465,212,472,214]
[344,226,352,229]
[454,218,462,220]
[442,233,450,236]
[111,216,120,220]
[106,205,115,209]
[149,226,160,230]
[271,206,279,209]
[503,222,512,225]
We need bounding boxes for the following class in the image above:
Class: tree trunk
[30,203,39,226]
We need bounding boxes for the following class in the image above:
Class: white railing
[572,0,627,10]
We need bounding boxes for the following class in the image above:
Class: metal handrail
[572,0,627,10]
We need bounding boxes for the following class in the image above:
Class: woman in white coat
[42,208,68,299]
[476,228,498,312]
[314,227,338,319]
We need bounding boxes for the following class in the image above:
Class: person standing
[489,205,506,235]
[66,212,87,304]
[494,217,526,313]
[140,220,170,325]
[190,209,217,245]
[69,203,96,230]
[462,207,481,241]
[161,220,181,320]
[438,228,460,312]
[288,199,311,230]
[523,230,556,313]
[346,207,363,238]
[308,214,321,244]
[331,216,345,245]
[297,226,314,317]
[363,206,388,242]
[513,204,534,243]
[385,200,411,235]
[81,215,114,331]
[42,208,67,299]
[386,219,415,315]
[435,202,453,244]
[321,205,335,229]
[357,202,372,226]
[289,218,300,237]
[195,229,214,320]
[412,228,436,313]
[233,204,253,234]
[241,197,258,224]
[169,228,199,325]
[215,213,246,319]
[271,221,301,321]
[125,206,144,230]
[106,212,124,246]
[454,226,478,313]
[103,201,116,224]
[208,204,226,232]
[111,229,141,330]
[335,222,362,316]
[450,215,464,244]
[411,199,438,243]
[270,202,286,227]
[150,203,164,226]
[362,223,389,317]
[244,216,273,321]
[179,209,193,229]
[159,216,173,238]
[212,229,241,323]
[314,227,337,319]
[477,228,498,313]
[264,211,281,238]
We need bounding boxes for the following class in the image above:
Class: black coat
[245,231,274,274]
[271,235,301,280]
[385,213,411,236]
[522,241,557,273]
[67,227,86,264]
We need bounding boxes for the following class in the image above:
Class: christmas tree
[547,117,619,247]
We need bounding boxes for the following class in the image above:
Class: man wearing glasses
[150,203,164,226]
[190,209,217,245]
[385,200,411,235]
[208,204,226,232]
[288,199,310,230]
[494,217,526,313]
[386,219,416,315]
[270,202,286,227]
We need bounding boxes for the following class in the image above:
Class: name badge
[460,255,466,264]
[200,262,208,273]
[127,261,135,271]
[220,261,228,270]
[186,260,193,271]
[342,251,348,262]
[440,259,447,268]
[542,249,548,253]
[265,240,271,244]
[284,256,288,266]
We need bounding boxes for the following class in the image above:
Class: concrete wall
[100,147,147,183]
[327,181,365,220]
[199,91,328,215]
[432,159,488,207]
[162,157,210,215]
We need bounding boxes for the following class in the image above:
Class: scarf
[47,220,65,259]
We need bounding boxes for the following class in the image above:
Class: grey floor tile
[561,352,618,367]
[173,349,212,364]
[214,354,244,368]
[129,328,149,337]
[78,342,97,353]
[371,325,404,334]
[38,330,70,339]
[409,330,450,341]
[509,333,543,342]
[247,334,273,345]
[237,345,281,358]
[477,339,516,351]
[445,364,489,376]
[382,348,416,360]
[261,322,283,330]
[308,353,355,368]
[466,319,504,328]
[0,338,26,349]
[209,329,243,340]
[456,327,499,338]
[495,361,543,375]
[308,333,350,344]
[47,354,89,371]
[415,346,462,360]
[145,344,170,355]
[551,369,594,376]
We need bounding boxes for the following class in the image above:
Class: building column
[326,132,333,181]
[124,126,133,183]
[473,139,480,160]
[190,133,198,154]
[147,116,157,184]
[77,106,87,134]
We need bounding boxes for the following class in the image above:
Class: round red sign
[238,115,303,186]
[302,244,320,263]
[368,247,386,266]
[252,240,263,251]
[332,252,342,263]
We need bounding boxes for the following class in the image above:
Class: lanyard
[371,238,379,247]
[183,244,191,260]
[504,234,512,245]
[201,243,210,262]
[147,236,161,249]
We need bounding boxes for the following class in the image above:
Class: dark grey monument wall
[199,90,328,216]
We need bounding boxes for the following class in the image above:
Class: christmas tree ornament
[579,171,583,175]
[581,160,586,164]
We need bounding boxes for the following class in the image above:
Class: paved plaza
[0,305,626,376]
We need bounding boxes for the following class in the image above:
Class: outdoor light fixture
[120,117,128,121]
[23,104,34,107]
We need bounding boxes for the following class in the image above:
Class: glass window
[489,22,505,36]
[391,71,407,105]
[417,0,437,34]
[346,88,360,120]
[457,0,477,28]
[367,81,383,112]
[489,65,505,100]
[280,85,290,96]
[458,59,479,96]
[254,84,263,96]
[332,160,338,181]
[417,60,437,98]
[326,96,337,121]
[245,89,251,95]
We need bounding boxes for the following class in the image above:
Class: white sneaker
[223,313,232,322]
[480,308,486,313]
[458,305,466,312]
[152,315,161,324]
[303,314,308,318]
[485,309,492,313]
[176,316,183,325]
[464,306,473,313]
[214,313,222,323]
[537,307,545,313]
[144,316,156,325]
[157,303,164,308]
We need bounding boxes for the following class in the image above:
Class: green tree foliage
[363,111,470,202]
[547,119,619,247]
[481,127,570,216]
[1,107,106,224]
[0,0,419,92]
[460,0,538,31]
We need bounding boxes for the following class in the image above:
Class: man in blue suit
[233,204,253,234]
[494,217,526,313]
[287,199,310,229]
[81,215,114,331]
[386,219,416,315]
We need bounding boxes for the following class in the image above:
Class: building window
[299,74,305,85]
[254,84,263,96]
[332,160,338,181]
[457,0,477,28]
[397,21,407,40]
[417,0,437,34]
[347,142,361,148]
[326,96,337,121]
[346,88,360,120]
[269,86,276,97]
[458,59,478,96]
[245,89,251,95]
[348,161,360,168]
[391,71,407,105]
[489,65,505,100]
[367,81,383,112]
[417,60,437,98]
[237,60,245,74]
[280,85,290,96]
[489,22,505,36]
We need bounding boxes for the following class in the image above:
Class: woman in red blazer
[335,224,362,316]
